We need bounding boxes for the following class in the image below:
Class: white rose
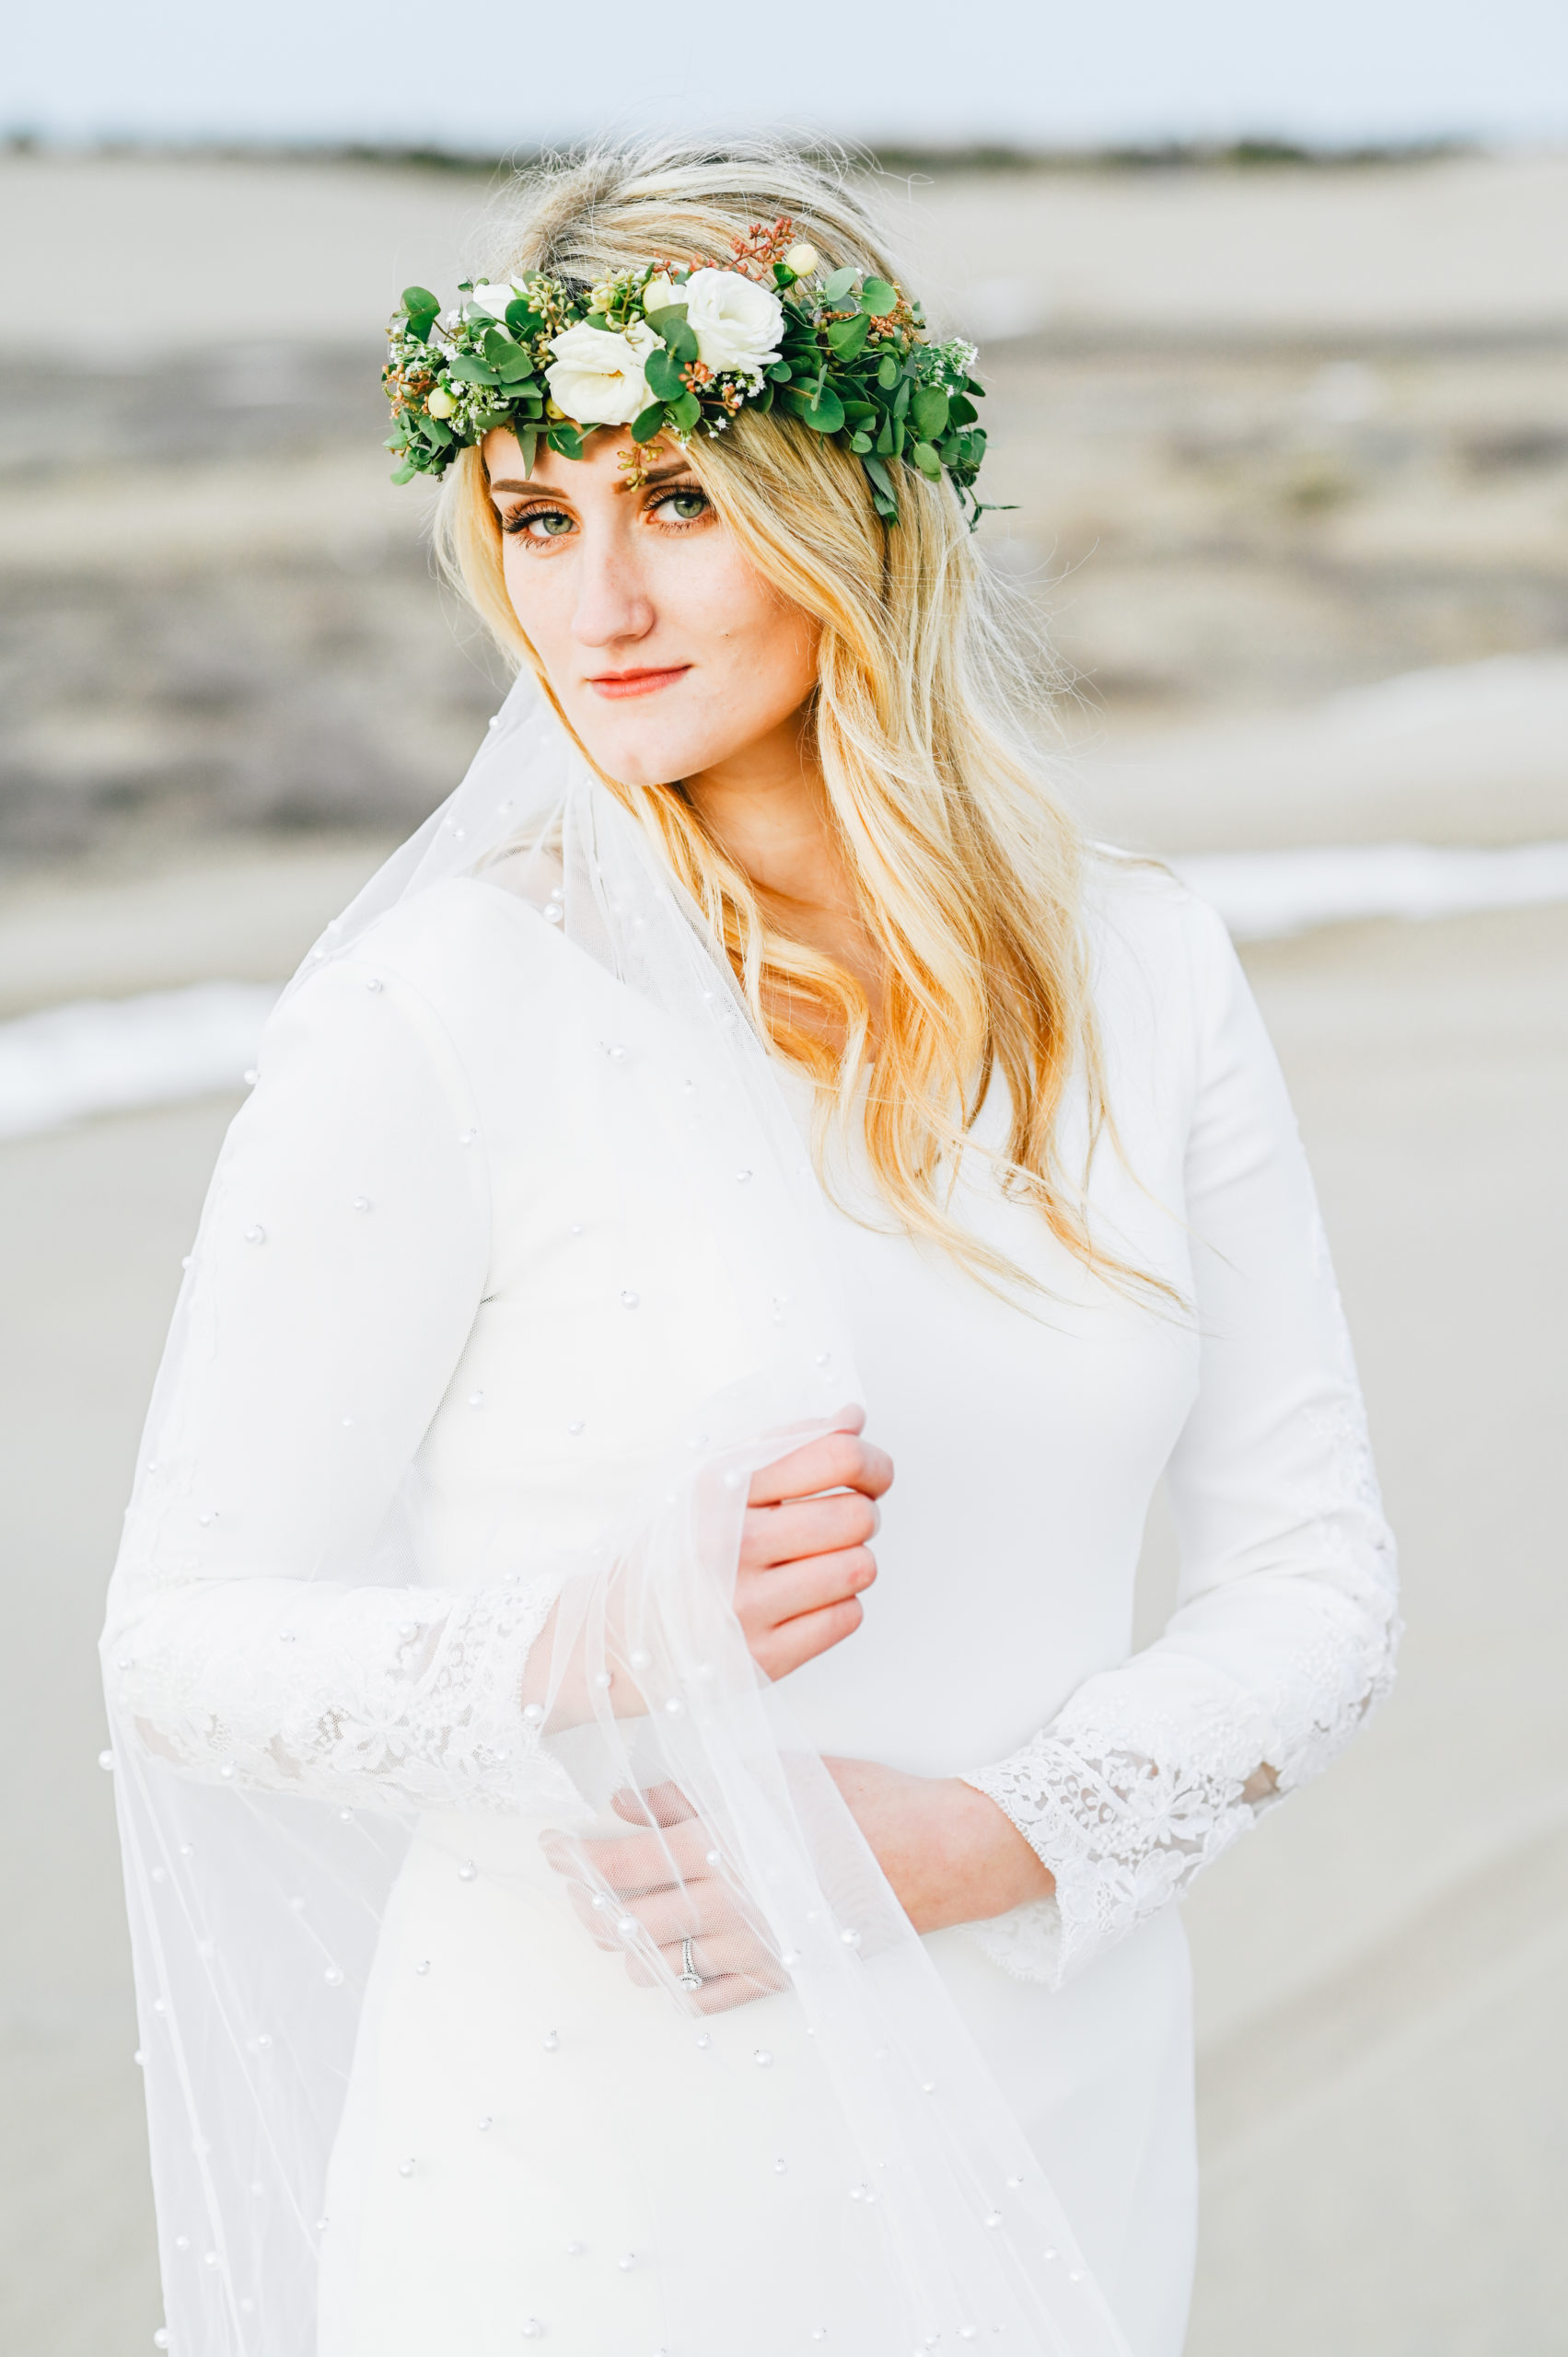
[545,318,661,427]
[682,268,784,381]
[468,281,525,319]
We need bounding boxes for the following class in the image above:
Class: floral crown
[383,215,993,528]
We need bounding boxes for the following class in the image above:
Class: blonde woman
[103,142,1398,2357]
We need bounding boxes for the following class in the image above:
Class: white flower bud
[425,387,458,419]
[783,242,819,278]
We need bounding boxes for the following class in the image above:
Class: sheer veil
[102,675,1132,2356]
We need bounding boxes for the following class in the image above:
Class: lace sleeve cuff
[111,1572,577,1818]
[956,1679,1277,1988]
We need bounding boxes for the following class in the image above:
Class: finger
[623,1924,779,1985]
[609,1879,744,1950]
[610,1781,696,1831]
[747,1421,893,1510]
[739,1491,879,1572]
[574,1816,717,1894]
[737,1545,877,1631]
[752,1595,865,1680]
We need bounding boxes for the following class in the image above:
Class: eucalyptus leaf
[861,278,898,318]
[401,285,440,319]
[643,347,686,403]
[667,321,700,367]
[877,353,899,389]
[390,460,417,483]
[911,387,949,441]
[547,424,585,459]
[447,354,503,388]
[802,384,845,435]
[505,299,544,337]
[850,431,873,454]
[821,266,859,305]
[668,390,703,432]
[912,440,943,479]
[632,401,667,445]
[826,312,872,360]
[644,304,689,336]
[518,429,539,476]
[767,361,794,383]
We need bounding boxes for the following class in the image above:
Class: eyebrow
[487,456,699,498]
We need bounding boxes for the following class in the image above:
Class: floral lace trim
[112,1575,573,1817]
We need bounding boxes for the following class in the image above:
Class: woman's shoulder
[1082,845,1236,1016]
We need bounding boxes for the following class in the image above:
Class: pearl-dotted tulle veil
[102,677,1132,2356]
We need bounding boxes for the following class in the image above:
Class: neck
[682,705,882,1024]
[682,705,846,921]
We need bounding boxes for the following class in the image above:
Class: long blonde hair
[437,138,1130,1298]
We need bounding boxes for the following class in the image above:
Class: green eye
[656,489,709,523]
[530,509,575,538]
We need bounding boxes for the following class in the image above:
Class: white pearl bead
[544,904,563,923]
[694,2032,712,2049]
[983,2210,1002,2227]
[458,1860,477,1881]
[154,2332,170,2349]
[663,1697,682,1714]
[522,1701,545,1724]
[398,2159,414,2177]
[467,1390,485,1408]
[592,1668,612,1688]
[736,1169,752,1183]
[459,1129,477,1145]
[173,2235,189,2251]
[98,1749,114,1771]
[617,1916,637,1936]
[958,2330,978,2343]
[243,1068,258,1086]
[520,2321,543,2339]
[617,2252,637,2271]
[541,2030,560,2051]
[704,1848,722,1865]
[753,2049,773,2067]
[352,1197,372,1212]
[774,2157,787,2174]
[921,2082,936,2095]
[629,1648,652,1669]
[366,978,383,993]
[244,1225,266,1245]
[478,2115,492,2131]
[569,1421,585,1435]
[840,1928,861,1947]
[414,1959,430,1976]
[323,1966,343,1986]
[621,1290,640,1308]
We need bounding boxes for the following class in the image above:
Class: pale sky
[9,0,1568,153]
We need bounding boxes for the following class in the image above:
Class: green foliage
[382,244,996,528]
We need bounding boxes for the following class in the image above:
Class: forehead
[482,425,691,495]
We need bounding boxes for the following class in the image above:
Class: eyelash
[499,485,711,544]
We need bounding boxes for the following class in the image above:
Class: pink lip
[587,665,691,701]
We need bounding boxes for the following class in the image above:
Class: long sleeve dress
[105,850,1398,2357]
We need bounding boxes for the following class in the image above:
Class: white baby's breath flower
[545,318,661,427]
[682,269,784,382]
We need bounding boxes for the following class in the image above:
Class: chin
[571,712,717,793]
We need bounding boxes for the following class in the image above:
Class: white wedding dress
[106,794,1397,2357]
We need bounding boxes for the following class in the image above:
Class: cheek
[686,544,818,704]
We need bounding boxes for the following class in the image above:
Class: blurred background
[4,5,1566,2352]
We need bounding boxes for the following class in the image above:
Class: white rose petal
[642,273,680,316]
[469,281,525,319]
[545,319,661,428]
[682,269,784,382]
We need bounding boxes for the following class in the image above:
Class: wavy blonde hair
[437,137,1132,1298]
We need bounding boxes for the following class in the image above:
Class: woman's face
[483,426,819,790]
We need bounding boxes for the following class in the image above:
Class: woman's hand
[547,1782,789,2014]
[547,1762,1053,2016]
[821,1757,1053,1933]
[735,1407,893,1680]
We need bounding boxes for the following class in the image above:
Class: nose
[569,524,655,655]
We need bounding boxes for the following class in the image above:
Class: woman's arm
[953,893,1400,1985]
[103,952,570,1817]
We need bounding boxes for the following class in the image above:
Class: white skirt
[320,1813,1197,2357]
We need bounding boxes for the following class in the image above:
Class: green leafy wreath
[383,215,1000,529]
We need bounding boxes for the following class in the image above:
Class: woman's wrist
[929,1776,1055,1930]
[822,1757,1054,1934]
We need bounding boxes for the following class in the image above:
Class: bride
[102,141,1399,2357]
